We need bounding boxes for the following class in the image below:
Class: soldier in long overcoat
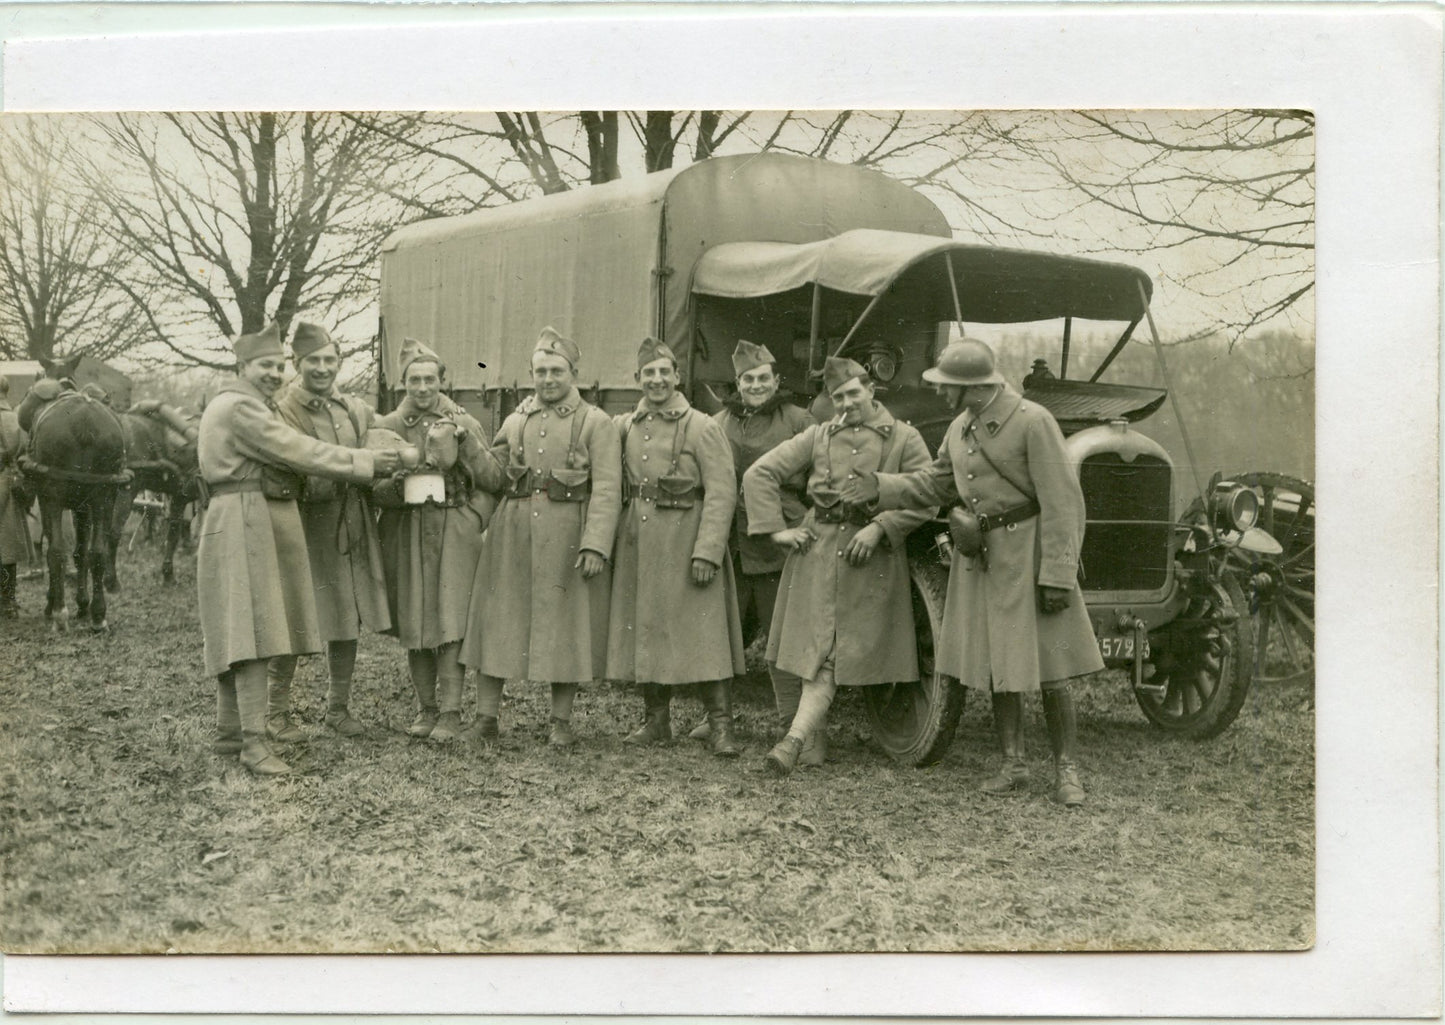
[373,337,499,742]
[197,322,400,776]
[609,337,746,757]
[744,357,935,776]
[0,378,31,617]
[460,327,622,748]
[683,340,813,749]
[265,322,394,741]
[845,339,1103,806]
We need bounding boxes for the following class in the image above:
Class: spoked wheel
[1135,575,1254,739]
[1224,472,1315,682]
[865,558,966,766]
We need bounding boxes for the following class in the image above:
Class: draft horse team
[9,321,1100,807]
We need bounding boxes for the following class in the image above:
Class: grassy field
[0,543,1314,954]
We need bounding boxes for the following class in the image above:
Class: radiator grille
[1079,452,1172,592]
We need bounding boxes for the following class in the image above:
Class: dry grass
[0,544,1313,954]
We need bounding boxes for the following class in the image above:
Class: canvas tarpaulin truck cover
[692,229,1155,324]
[378,153,951,393]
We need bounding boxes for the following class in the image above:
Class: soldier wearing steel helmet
[843,338,1103,806]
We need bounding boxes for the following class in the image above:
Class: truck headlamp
[1210,481,1259,532]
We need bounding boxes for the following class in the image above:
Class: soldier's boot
[766,666,835,777]
[771,668,804,742]
[703,680,740,759]
[235,661,292,777]
[548,683,579,748]
[799,711,828,768]
[0,563,19,618]
[624,684,673,745]
[265,655,304,743]
[406,649,439,738]
[979,691,1029,794]
[213,670,243,755]
[323,640,365,737]
[764,735,803,777]
[429,643,466,742]
[462,675,505,747]
[1042,686,1086,807]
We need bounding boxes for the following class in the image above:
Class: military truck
[377,152,1288,765]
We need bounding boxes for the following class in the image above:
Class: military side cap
[923,338,1004,386]
[823,356,869,394]
[234,321,284,363]
[534,326,580,368]
[291,321,335,361]
[636,336,678,372]
[731,339,775,377]
[398,336,445,378]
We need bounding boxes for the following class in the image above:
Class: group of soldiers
[184,316,1100,806]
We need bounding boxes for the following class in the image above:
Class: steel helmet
[923,338,1004,387]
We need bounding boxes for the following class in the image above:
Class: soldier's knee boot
[703,679,740,759]
[406,649,439,738]
[979,691,1028,794]
[1043,685,1086,807]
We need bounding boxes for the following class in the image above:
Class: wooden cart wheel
[1225,472,1315,683]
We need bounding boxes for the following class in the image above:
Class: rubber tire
[1135,573,1255,739]
[865,557,967,766]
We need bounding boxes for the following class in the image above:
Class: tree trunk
[643,111,677,172]
[581,112,621,184]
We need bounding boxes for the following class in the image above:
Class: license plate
[1099,635,1150,660]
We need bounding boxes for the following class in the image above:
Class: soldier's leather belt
[206,479,265,498]
[977,498,1041,533]
[629,482,703,504]
[813,503,872,526]
[505,467,592,502]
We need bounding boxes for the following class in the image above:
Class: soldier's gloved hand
[1037,585,1071,614]
[840,471,880,508]
[691,558,718,586]
[372,449,403,477]
[771,526,817,554]
[128,399,162,416]
[576,549,607,579]
[843,522,884,566]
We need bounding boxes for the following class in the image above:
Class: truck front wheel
[864,558,966,766]
[1134,574,1255,739]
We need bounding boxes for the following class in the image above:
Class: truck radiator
[1078,452,1172,592]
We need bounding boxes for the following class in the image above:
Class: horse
[17,357,129,631]
[107,406,200,588]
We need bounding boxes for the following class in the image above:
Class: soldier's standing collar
[828,401,895,437]
[519,386,583,418]
[631,391,690,422]
[963,386,1022,437]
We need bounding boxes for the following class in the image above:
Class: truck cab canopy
[378,153,950,395]
[692,228,1154,323]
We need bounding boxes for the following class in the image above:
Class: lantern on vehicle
[1210,480,1259,532]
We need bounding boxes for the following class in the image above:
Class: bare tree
[1006,110,1315,342]
[0,115,155,364]
[85,112,412,368]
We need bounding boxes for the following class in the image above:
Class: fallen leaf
[201,850,230,866]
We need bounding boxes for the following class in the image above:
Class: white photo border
[1,3,1440,1018]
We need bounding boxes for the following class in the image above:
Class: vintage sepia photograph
[0,108,1316,956]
